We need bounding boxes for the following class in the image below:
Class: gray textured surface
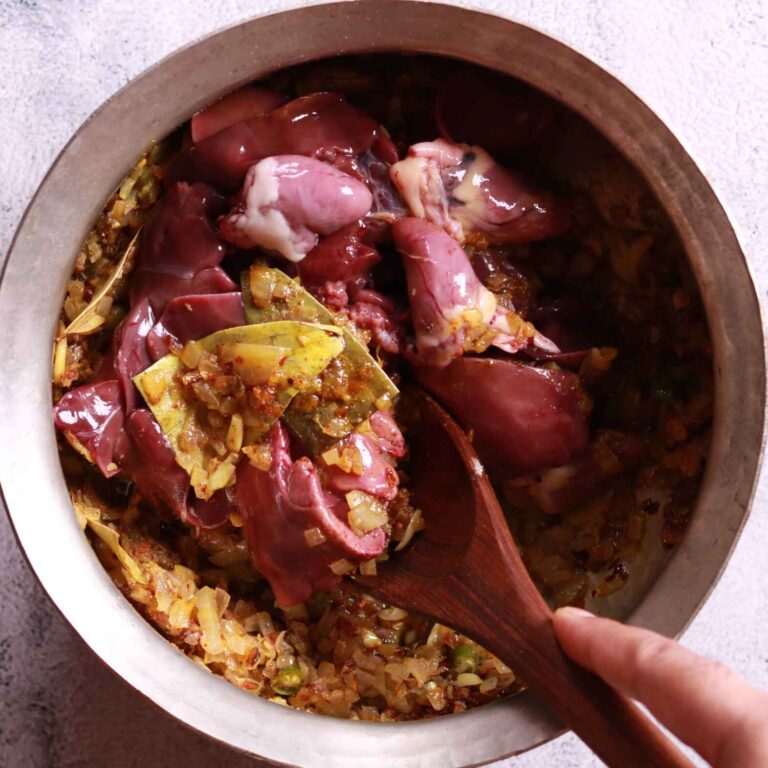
[0,1,766,766]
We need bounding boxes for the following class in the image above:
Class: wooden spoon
[354,386,693,768]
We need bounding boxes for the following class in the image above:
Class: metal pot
[0,2,763,766]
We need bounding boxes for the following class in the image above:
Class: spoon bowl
[378,388,476,580]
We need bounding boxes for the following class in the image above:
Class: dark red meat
[191,86,286,144]
[54,291,235,527]
[187,488,238,529]
[96,299,155,412]
[311,280,349,311]
[321,432,400,502]
[347,291,407,355]
[390,139,569,245]
[345,150,406,217]
[131,268,236,318]
[147,292,245,360]
[219,156,373,262]
[54,380,125,478]
[416,356,590,475]
[502,431,645,514]
[130,182,232,314]
[236,422,386,606]
[54,300,156,476]
[392,217,498,366]
[168,92,389,193]
[298,222,381,289]
[369,410,406,458]
[117,409,191,520]
[524,299,594,365]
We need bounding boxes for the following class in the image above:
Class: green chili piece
[273,665,304,696]
[452,644,478,675]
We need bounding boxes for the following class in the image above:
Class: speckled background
[1,1,766,766]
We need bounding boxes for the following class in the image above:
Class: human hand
[553,607,768,767]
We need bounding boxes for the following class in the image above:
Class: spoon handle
[456,437,695,766]
[477,599,693,767]
[442,558,696,767]
[366,572,694,766]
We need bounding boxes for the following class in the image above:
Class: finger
[553,607,768,768]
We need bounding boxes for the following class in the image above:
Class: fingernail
[554,606,594,620]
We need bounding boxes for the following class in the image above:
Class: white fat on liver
[237,158,302,259]
[220,155,374,262]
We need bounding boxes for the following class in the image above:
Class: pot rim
[1,2,764,767]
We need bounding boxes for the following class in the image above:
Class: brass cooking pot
[0,2,763,765]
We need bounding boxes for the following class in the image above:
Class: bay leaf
[243,264,398,454]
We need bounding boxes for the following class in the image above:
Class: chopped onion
[248,269,277,308]
[219,342,289,386]
[52,336,68,386]
[96,295,113,318]
[395,508,424,551]
[172,565,198,597]
[256,611,275,637]
[403,657,431,685]
[243,443,272,471]
[221,620,256,656]
[87,519,147,585]
[378,606,407,622]
[359,558,377,576]
[347,492,388,535]
[180,341,202,369]
[348,446,366,475]
[139,368,168,405]
[361,629,381,648]
[280,603,309,622]
[455,673,483,687]
[320,416,351,438]
[329,558,354,575]
[270,280,291,300]
[323,445,366,474]
[207,456,237,493]
[154,572,175,612]
[304,527,326,547]
[426,623,447,647]
[425,682,446,711]
[225,414,244,452]
[355,419,374,437]
[479,656,513,677]
[345,490,370,509]
[318,661,335,678]
[195,586,225,655]
[321,447,341,467]
[168,597,194,629]
[61,229,139,338]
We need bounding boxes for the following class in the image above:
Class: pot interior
[48,46,712,747]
